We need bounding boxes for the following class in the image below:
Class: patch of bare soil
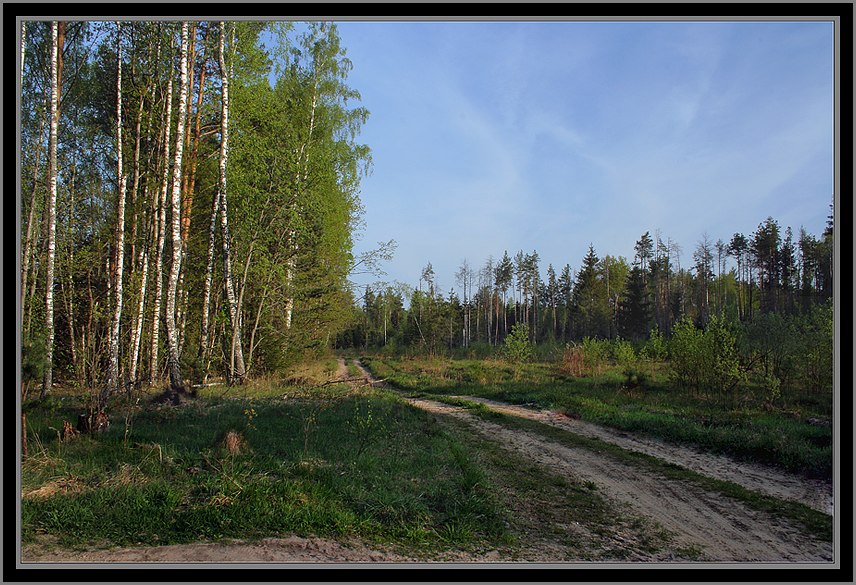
[398,396,831,563]
[336,358,350,381]
[21,535,418,564]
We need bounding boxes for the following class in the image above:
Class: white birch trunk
[198,185,219,383]
[21,108,46,324]
[41,22,59,398]
[20,21,26,81]
[217,21,245,383]
[165,22,190,392]
[129,184,153,386]
[129,89,144,270]
[107,22,127,399]
[284,53,320,332]
[149,73,174,384]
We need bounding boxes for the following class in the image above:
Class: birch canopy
[20,20,371,397]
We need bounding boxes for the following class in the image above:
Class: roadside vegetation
[359,310,833,481]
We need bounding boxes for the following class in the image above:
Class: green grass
[22,383,508,553]
[359,356,833,479]
[20,369,687,560]
[21,376,669,560]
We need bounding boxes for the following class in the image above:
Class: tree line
[19,20,370,403]
[340,211,834,354]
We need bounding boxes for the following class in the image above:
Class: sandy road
[352,360,834,563]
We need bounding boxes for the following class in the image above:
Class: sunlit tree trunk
[106,22,128,400]
[149,62,174,385]
[41,22,59,398]
[165,22,190,393]
[60,157,79,381]
[218,22,246,384]
[21,108,46,331]
[198,177,219,384]
[129,203,151,387]
[20,21,26,80]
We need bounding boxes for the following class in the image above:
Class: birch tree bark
[165,21,190,393]
[20,20,25,80]
[21,108,46,330]
[197,182,219,383]
[41,21,59,398]
[217,21,246,384]
[106,21,127,400]
[129,189,151,386]
[149,62,174,384]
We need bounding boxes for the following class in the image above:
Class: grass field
[20,360,677,559]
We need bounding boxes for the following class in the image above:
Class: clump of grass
[220,431,245,456]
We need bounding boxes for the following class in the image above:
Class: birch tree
[217,21,246,384]
[41,22,59,398]
[105,21,127,399]
[165,22,190,394]
[149,58,174,384]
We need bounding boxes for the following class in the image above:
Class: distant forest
[339,212,834,355]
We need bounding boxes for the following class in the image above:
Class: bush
[796,302,833,395]
[669,317,710,394]
[580,337,610,376]
[669,316,745,401]
[561,344,586,377]
[502,324,533,363]
[705,315,746,401]
[612,338,636,367]
[645,326,668,361]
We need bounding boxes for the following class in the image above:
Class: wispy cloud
[341,20,833,292]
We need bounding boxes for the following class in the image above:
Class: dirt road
[445,395,833,516]
[351,360,833,563]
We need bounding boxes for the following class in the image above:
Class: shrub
[580,337,609,375]
[669,315,745,401]
[612,338,637,367]
[561,344,586,377]
[645,326,668,361]
[668,317,710,394]
[503,324,533,363]
[796,302,833,395]
[705,315,746,401]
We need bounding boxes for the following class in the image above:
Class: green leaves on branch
[669,315,745,399]
[502,324,533,363]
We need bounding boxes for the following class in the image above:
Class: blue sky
[328,20,834,295]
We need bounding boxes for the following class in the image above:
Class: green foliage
[612,338,637,367]
[370,356,831,479]
[669,315,745,400]
[22,328,49,386]
[22,384,510,552]
[797,302,833,394]
[644,326,668,361]
[705,315,747,402]
[668,317,708,394]
[580,337,610,376]
[502,324,533,363]
[741,302,832,398]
